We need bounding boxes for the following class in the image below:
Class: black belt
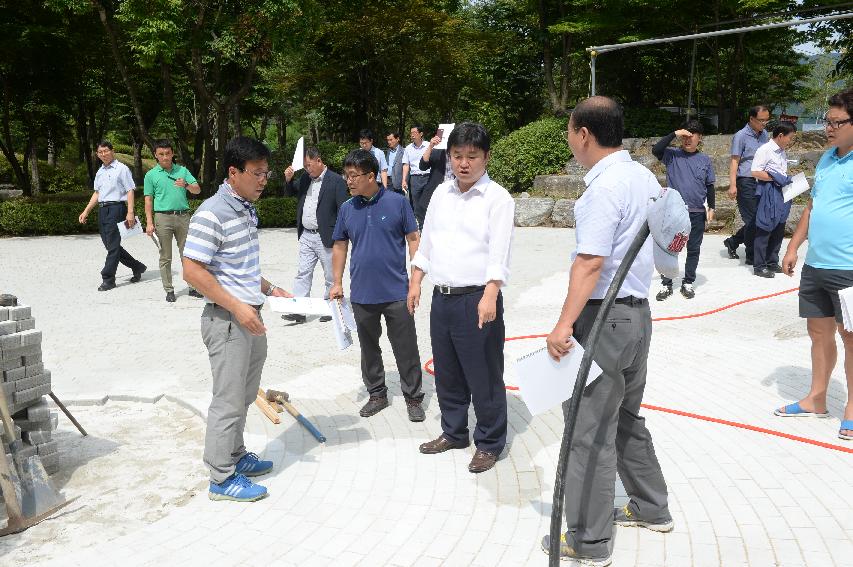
[98,201,124,207]
[435,285,486,296]
[587,296,648,307]
[303,228,319,233]
[208,302,263,311]
[155,209,189,215]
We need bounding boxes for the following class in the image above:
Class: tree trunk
[130,130,143,186]
[28,140,41,196]
[259,115,269,143]
[234,104,242,137]
[47,128,56,167]
[276,114,286,152]
[0,85,30,194]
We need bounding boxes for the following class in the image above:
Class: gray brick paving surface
[2,228,851,567]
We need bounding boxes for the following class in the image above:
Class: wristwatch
[265,284,278,297]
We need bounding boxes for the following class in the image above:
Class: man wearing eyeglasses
[724,105,771,265]
[183,136,293,502]
[777,89,853,444]
[282,146,349,324]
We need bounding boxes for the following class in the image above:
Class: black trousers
[753,222,786,270]
[98,202,145,284]
[662,211,705,286]
[731,177,758,262]
[430,288,507,453]
[352,300,423,401]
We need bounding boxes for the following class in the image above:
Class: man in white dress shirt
[408,122,515,474]
[78,140,146,291]
[541,96,672,566]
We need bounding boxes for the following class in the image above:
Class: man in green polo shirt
[144,139,202,302]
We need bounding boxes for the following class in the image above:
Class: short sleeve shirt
[143,164,198,212]
[403,142,430,175]
[805,148,853,270]
[332,188,418,304]
[573,150,660,299]
[184,184,265,305]
[751,139,787,176]
[370,147,388,183]
[731,123,769,178]
[94,159,136,202]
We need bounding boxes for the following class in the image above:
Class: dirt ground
[0,399,206,564]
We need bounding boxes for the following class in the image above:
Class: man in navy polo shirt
[330,149,425,421]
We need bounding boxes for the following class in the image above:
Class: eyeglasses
[239,168,274,180]
[752,117,771,124]
[821,115,853,130]
[344,171,373,181]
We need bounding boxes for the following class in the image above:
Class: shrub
[0,195,298,236]
[488,118,571,193]
[315,141,351,173]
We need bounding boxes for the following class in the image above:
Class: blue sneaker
[208,473,267,502]
[235,452,273,477]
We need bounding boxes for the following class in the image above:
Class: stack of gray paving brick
[0,300,60,479]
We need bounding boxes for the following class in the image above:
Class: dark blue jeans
[663,211,705,286]
[98,202,145,284]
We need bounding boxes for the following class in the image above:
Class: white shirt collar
[768,139,782,153]
[583,150,632,187]
[452,172,491,194]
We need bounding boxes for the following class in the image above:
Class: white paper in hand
[292,137,304,172]
[514,343,602,416]
[434,123,455,150]
[328,298,358,350]
[783,172,810,203]
[117,216,143,240]
[268,296,331,316]
[839,287,853,332]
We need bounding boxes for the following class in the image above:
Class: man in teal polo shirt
[144,139,202,302]
[779,88,853,442]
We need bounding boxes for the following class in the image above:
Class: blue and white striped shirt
[184,183,265,305]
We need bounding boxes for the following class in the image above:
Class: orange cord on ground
[422,287,853,455]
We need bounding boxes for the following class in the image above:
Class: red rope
[422,287,853,454]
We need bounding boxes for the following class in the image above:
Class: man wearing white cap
[542,96,682,566]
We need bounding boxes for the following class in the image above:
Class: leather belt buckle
[437,285,451,295]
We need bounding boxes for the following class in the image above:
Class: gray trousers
[153,211,190,292]
[293,230,333,299]
[352,300,423,401]
[562,301,670,559]
[201,303,268,484]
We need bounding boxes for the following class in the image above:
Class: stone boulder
[551,199,576,228]
[785,204,805,237]
[514,197,554,227]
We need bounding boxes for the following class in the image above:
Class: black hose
[548,222,651,565]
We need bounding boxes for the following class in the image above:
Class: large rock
[785,204,805,237]
[532,175,586,198]
[514,197,554,227]
[551,199,576,228]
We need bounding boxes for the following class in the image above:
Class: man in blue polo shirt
[724,105,770,264]
[779,88,853,443]
[329,149,425,421]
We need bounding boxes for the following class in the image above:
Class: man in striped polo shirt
[183,136,292,502]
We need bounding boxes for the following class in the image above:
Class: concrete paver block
[22,352,41,366]
[18,330,42,346]
[0,308,8,322]
[24,363,44,378]
[7,306,31,321]
[16,318,35,332]
[3,367,25,383]
[36,440,58,456]
[22,429,51,445]
[0,321,16,335]
[0,334,20,350]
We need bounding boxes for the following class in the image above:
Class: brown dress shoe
[468,449,498,473]
[419,435,470,454]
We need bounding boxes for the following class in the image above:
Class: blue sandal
[840,420,853,441]
[773,402,830,418]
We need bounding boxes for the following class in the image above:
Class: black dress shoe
[166,291,177,302]
[282,314,307,324]
[130,264,147,283]
[319,315,332,322]
[419,435,470,454]
[754,268,775,278]
[405,399,425,422]
[468,449,498,473]
[188,289,204,298]
[359,395,389,417]
[723,238,739,259]
[97,281,115,292]
[768,264,784,274]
